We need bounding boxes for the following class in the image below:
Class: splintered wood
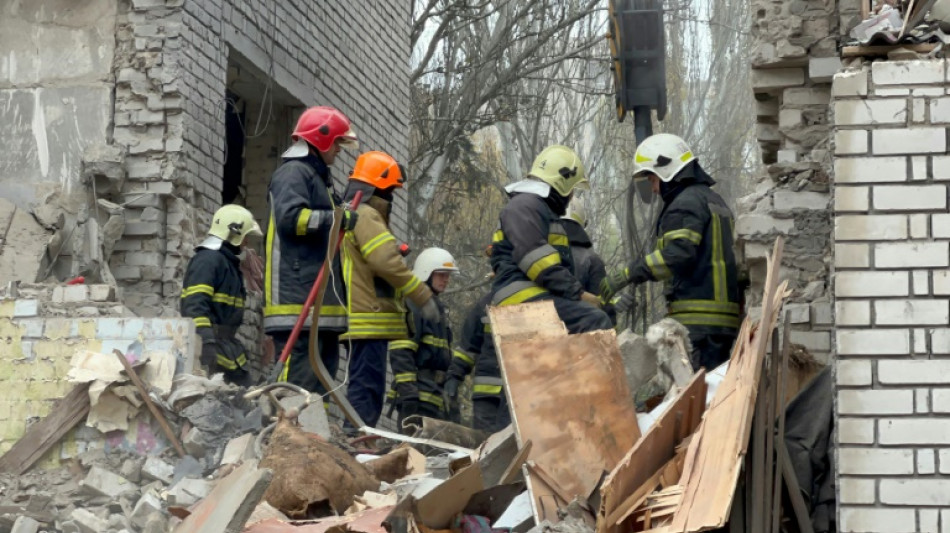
[489,301,641,524]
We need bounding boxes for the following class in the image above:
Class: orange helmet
[285,107,358,157]
[349,151,406,190]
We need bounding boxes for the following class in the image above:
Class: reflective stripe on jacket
[490,192,582,306]
[340,195,432,340]
[264,154,347,332]
[180,243,248,370]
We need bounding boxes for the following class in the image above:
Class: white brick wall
[833,59,950,530]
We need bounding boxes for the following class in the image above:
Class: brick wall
[833,59,950,532]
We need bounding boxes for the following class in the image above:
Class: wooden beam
[0,382,90,475]
[841,43,938,57]
[113,349,186,457]
[500,440,533,486]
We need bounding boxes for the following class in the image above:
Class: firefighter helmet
[412,247,459,282]
[208,205,262,246]
[282,106,358,158]
[632,133,695,183]
[528,145,588,197]
[349,151,407,190]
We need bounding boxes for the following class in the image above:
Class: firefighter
[264,106,358,394]
[600,133,740,370]
[561,200,616,326]
[389,247,461,433]
[490,144,612,333]
[181,205,262,386]
[340,151,439,428]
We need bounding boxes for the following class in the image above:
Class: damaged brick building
[0,0,410,454]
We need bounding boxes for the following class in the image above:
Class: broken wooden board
[597,371,706,533]
[173,460,273,533]
[669,238,790,533]
[841,43,938,57]
[0,382,91,475]
[489,301,641,524]
[415,464,484,529]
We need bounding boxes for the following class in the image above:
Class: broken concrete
[80,466,138,499]
[617,329,657,396]
[130,490,162,530]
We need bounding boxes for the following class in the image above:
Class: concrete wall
[0,0,116,207]
[833,59,950,533]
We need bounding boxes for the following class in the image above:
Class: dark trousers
[473,396,511,433]
[271,329,341,395]
[345,339,388,428]
[549,296,614,333]
[688,330,738,371]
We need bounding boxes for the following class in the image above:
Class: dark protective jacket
[561,218,607,294]
[264,154,347,333]
[180,240,248,371]
[625,161,740,333]
[490,192,581,306]
[389,297,454,412]
[449,291,490,382]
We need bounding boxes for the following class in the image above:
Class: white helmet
[412,247,460,282]
[632,133,695,183]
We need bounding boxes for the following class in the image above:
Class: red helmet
[283,106,358,157]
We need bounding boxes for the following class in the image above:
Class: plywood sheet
[489,301,640,523]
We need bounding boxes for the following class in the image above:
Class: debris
[261,419,378,517]
[80,466,138,499]
[346,491,399,515]
[488,301,640,523]
[616,330,657,397]
[142,456,175,484]
[245,505,393,533]
[112,348,187,457]
[416,464,484,529]
[473,426,519,487]
[645,318,694,388]
[499,440,532,486]
[495,491,535,531]
[221,433,256,466]
[130,490,163,530]
[171,455,204,485]
[358,427,475,455]
[365,446,426,483]
[246,500,290,527]
[411,417,489,450]
[0,382,91,475]
[851,6,903,41]
[168,478,214,507]
[11,516,41,533]
[68,508,109,533]
[0,198,52,284]
[172,460,273,533]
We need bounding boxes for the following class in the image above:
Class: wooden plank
[771,316,792,533]
[779,442,815,533]
[500,440,533,485]
[860,0,869,20]
[597,371,706,533]
[490,301,640,524]
[0,382,91,475]
[841,43,938,57]
[670,238,790,533]
[113,349,186,457]
[526,461,575,507]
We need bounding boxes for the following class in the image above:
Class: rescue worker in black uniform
[491,144,612,333]
[561,200,616,326]
[600,134,740,370]
[181,205,262,385]
[389,248,461,433]
[264,106,359,394]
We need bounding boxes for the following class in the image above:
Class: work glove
[341,210,359,232]
[443,377,462,423]
[580,291,603,308]
[200,341,218,369]
[615,290,637,314]
[419,297,441,324]
[397,398,420,435]
[600,267,631,302]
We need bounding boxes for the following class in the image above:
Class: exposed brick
[839,478,875,504]
[879,360,950,384]
[834,99,908,126]
[772,190,829,211]
[835,271,908,297]
[875,299,949,325]
[835,243,870,268]
[872,185,947,211]
[838,418,874,444]
[836,328,910,355]
[875,242,949,269]
[880,418,950,445]
[834,130,868,155]
[839,390,913,415]
[930,389,950,412]
[838,359,872,386]
[839,447,914,475]
[835,156,906,183]
[735,214,795,236]
[835,215,907,241]
[840,507,915,533]
[783,87,831,106]
[910,214,929,238]
[873,127,947,155]
[752,68,805,91]
[832,67,869,97]
[836,300,870,325]
[918,449,937,474]
[872,59,946,85]
[880,478,950,505]
[834,186,869,212]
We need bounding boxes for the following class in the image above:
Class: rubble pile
[0,283,134,320]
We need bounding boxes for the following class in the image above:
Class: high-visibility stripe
[398,276,422,296]
[711,213,727,303]
[211,293,245,307]
[492,230,505,243]
[193,317,211,328]
[453,349,475,365]
[348,313,406,322]
[492,281,548,307]
[217,355,238,370]
[181,284,214,298]
[645,250,672,281]
[296,208,312,236]
[389,340,419,351]
[422,335,449,349]
[360,232,396,257]
[669,299,739,315]
[395,372,417,383]
[473,384,503,395]
[519,244,561,281]
[483,323,492,333]
[670,312,740,329]
[265,204,279,311]
[419,391,444,409]
[662,228,702,245]
[548,233,569,246]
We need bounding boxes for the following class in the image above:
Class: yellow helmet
[528,145,588,197]
[208,205,262,246]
